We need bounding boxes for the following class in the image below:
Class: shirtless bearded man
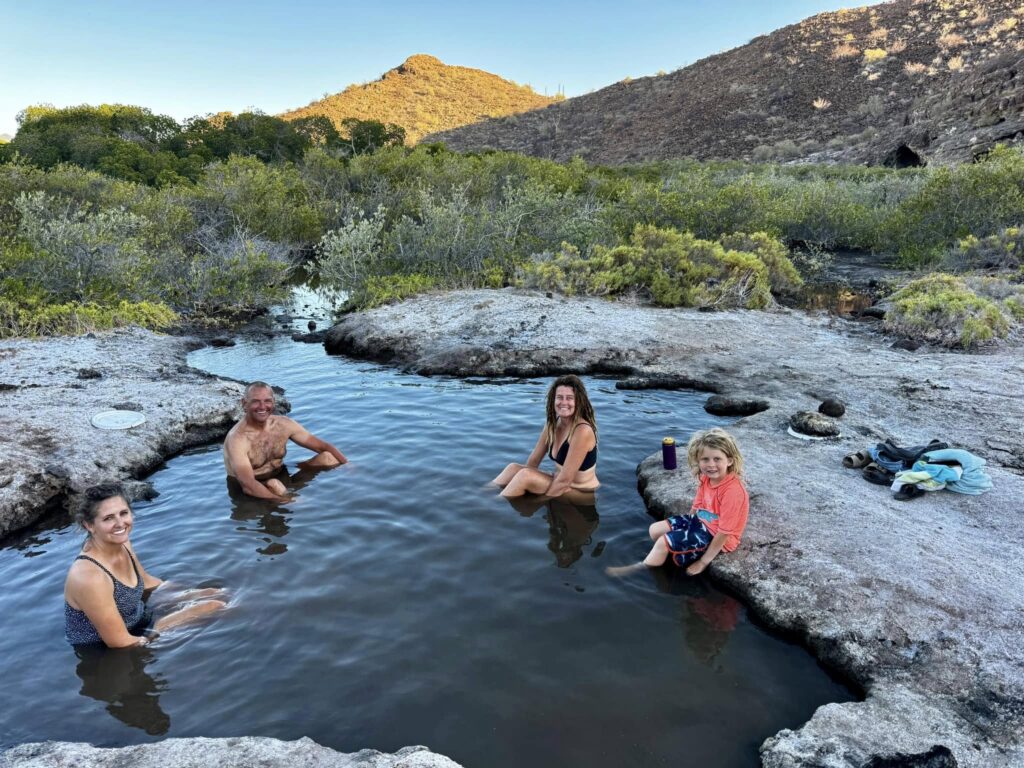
[223,382,347,500]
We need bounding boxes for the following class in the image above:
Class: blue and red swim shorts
[664,514,713,567]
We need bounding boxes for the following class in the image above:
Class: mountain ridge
[425,0,1024,165]
[280,54,559,144]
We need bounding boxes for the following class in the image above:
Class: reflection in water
[225,465,322,557]
[74,644,170,735]
[649,566,743,665]
[505,494,600,568]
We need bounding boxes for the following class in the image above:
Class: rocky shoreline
[0,739,460,768]
[325,289,1024,768]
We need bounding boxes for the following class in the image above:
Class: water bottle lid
[662,437,675,446]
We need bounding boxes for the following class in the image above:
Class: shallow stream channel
[0,305,854,767]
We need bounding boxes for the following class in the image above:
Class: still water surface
[0,335,852,767]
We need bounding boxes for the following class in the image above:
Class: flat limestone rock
[327,289,1024,767]
[0,329,258,538]
[0,738,463,768]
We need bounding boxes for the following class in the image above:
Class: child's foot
[605,562,647,577]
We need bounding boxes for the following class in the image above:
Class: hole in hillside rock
[884,144,925,168]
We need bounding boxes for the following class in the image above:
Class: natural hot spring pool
[0,335,853,767]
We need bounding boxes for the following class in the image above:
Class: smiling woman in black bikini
[493,374,599,498]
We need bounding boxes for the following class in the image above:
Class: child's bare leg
[492,463,525,487]
[153,600,227,633]
[606,535,672,577]
[643,536,671,567]
[500,468,553,498]
[648,520,671,541]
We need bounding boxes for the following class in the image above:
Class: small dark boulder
[818,398,846,417]
[862,744,957,768]
[790,410,840,437]
[291,331,326,344]
[307,320,317,332]
[209,337,236,348]
[704,395,770,417]
[858,305,887,320]
[77,368,102,380]
[892,338,921,352]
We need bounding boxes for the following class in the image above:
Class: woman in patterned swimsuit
[64,483,227,647]
[493,374,599,498]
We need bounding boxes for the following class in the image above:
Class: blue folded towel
[918,448,992,495]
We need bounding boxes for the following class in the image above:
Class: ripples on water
[0,332,853,767]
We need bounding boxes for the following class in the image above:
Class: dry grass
[904,61,928,74]
[832,42,860,59]
[938,32,967,48]
[993,17,1019,33]
[812,97,832,109]
[947,55,966,71]
[889,37,908,53]
[867,26,890,43]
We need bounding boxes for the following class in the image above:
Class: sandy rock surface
[0,328,248,537]
[0,738,462,768]
[327,288,1024,768]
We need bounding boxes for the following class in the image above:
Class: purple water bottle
[662,437,677,470]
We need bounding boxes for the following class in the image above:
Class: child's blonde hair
[686,428,744,479]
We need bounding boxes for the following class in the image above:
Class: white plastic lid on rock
[91,410,146,430]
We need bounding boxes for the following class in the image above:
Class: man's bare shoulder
[269,415,303,434]
[225,420,250,445]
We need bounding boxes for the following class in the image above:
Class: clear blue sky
[0,0,882,137]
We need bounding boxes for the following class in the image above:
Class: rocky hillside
[426,0,1024,166]
[281,54,559,144]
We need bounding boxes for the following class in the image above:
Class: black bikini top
[549,424,597,471]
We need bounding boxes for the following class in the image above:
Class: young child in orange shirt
[609,428,749,576]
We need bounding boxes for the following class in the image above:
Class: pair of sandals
[843,451,894,484]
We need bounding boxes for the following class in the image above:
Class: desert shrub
[884,273,1011,348]
[882,145,1024,264]
[312,207,388,292]
[5,187,291,322]
[517,224,798,309]
[13,191,153,303]
[0,298,177,338]
[863,48,888,62]
[348,273,438,310]
[945,226,1023,270]
[196,156,324,246]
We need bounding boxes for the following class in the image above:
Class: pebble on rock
[818,398,846,418]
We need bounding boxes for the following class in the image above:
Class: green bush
[349,273,437,310]
[883,146,1024,265]
[0,298,178,338]
[517,224,801,309]
[945,226,1023,271]
[884,273,1011,348]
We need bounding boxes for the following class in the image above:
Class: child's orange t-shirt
[690,472,749,552]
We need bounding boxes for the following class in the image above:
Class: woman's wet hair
[544,374,598,447]
[77,483,130,531]
[686,428,744,479]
